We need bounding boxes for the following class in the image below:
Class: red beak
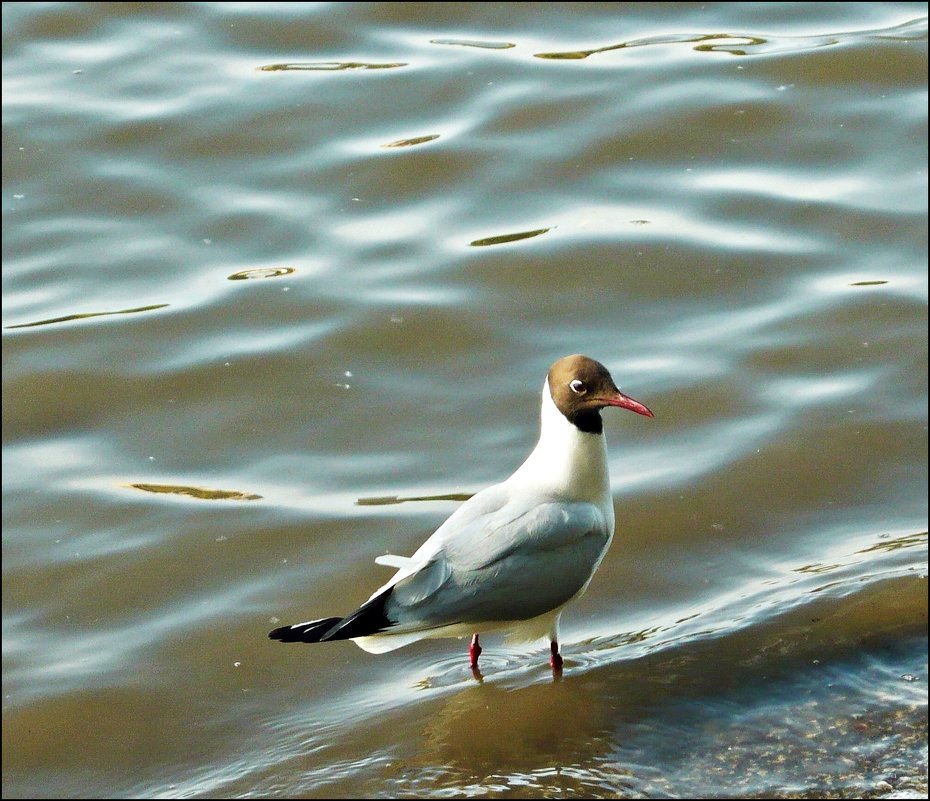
[602,391,655,418]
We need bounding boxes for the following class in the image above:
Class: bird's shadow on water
[413,673,612,773]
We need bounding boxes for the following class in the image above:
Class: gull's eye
[569,379,586,395]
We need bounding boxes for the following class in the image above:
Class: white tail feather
[374,554,416,569]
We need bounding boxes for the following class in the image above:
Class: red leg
[550,640,563,671]
[469,633,482,669]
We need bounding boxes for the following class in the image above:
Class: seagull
[269,354,654,672]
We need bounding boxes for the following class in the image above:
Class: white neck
[508,379,614,511]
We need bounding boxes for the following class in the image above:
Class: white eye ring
[569,379,586,394]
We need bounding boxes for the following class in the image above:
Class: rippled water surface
[2,2,927,798]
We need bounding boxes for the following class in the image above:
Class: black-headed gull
[269,354,654,672]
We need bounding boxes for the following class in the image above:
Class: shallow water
[2,2,927,798]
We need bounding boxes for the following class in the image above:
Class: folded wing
[373,495,611,634]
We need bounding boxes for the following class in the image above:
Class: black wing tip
[268,624,296,641]
[320,588,395,642]
[269,588,395,644]
[268,616,344,643]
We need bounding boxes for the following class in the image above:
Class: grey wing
[384,500,611,629]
